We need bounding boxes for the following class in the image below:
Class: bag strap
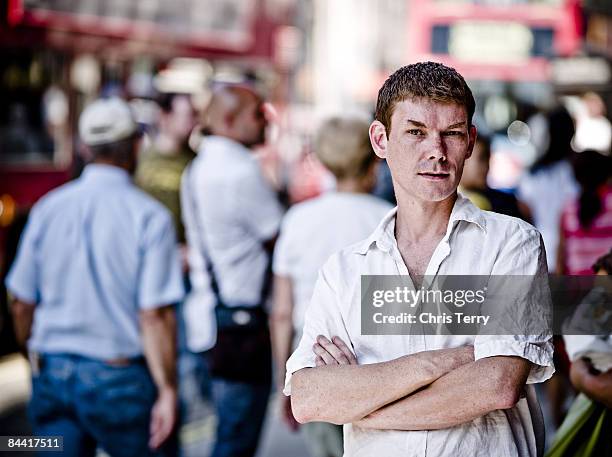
[185,162,223,304]
[185,159,271,308]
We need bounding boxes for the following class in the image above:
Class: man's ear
[224,113,235,130]
[466,125,477,159]
[370,120,388,159]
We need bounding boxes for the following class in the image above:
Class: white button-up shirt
[181,135,283,352]
[285,194,554,457]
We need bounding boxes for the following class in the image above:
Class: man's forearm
[291,346,473,425]
[356,356,531,431]
[270,317,294,389]
[141,306,177,391]
[270,275,295,389]
[10,299,35,349]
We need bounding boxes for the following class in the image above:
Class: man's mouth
[418,172,450,180]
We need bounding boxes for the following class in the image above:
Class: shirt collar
[353,193,487,255]
[200,135,251,158]
[81,163,131,185]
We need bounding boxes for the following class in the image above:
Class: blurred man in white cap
[6,97,185,457]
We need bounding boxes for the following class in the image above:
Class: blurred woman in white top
[271,117,392,457]
[518,106,579,272]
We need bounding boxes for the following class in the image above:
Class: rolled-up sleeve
[474,337,554,384]
[284,255,353,395]
[475,226,555,384]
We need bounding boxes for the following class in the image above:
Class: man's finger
[332,336,358,364]
[313,343,338,365]
[150,410,160,436]
[159,418,173,444]
[149,413,162,448]
[150,416,172,450]
[315,355,325,366]
[317,335,350,365]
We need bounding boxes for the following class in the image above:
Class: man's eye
[407,129,424,136]
[444,131,464,136]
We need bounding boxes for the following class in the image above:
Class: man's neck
[209,131,249,150]
[395,193,456,244]
[92,159,133,175]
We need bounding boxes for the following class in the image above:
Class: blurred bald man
[180,85,283,457]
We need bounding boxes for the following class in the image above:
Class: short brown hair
[315,117,375,180]
[375,62,475,137]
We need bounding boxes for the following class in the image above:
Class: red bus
[407,0,581,82]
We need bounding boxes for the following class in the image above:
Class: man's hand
[149,386,177,449]
[140,305,177,448]
[280,394,300,431]
[313,335,358,366]
[570,358,612,408]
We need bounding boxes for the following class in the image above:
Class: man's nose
[427,134,447,162]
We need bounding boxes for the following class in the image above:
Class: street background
[1,0,611,456]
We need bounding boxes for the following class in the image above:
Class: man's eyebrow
[446,121,467,129]
[406,119,426,127]
[405,120,467,129]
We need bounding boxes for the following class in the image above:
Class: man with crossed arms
[284,62,554,457]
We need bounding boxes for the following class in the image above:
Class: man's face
[166,95,196,142]
[233,94,267,148]
[371,97,476,203]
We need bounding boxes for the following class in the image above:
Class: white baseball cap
[79,97,138,146]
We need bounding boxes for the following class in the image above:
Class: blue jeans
[209,378,270,457]
[29,353,175,457]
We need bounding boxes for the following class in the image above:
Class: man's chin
[414,187,457,203]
